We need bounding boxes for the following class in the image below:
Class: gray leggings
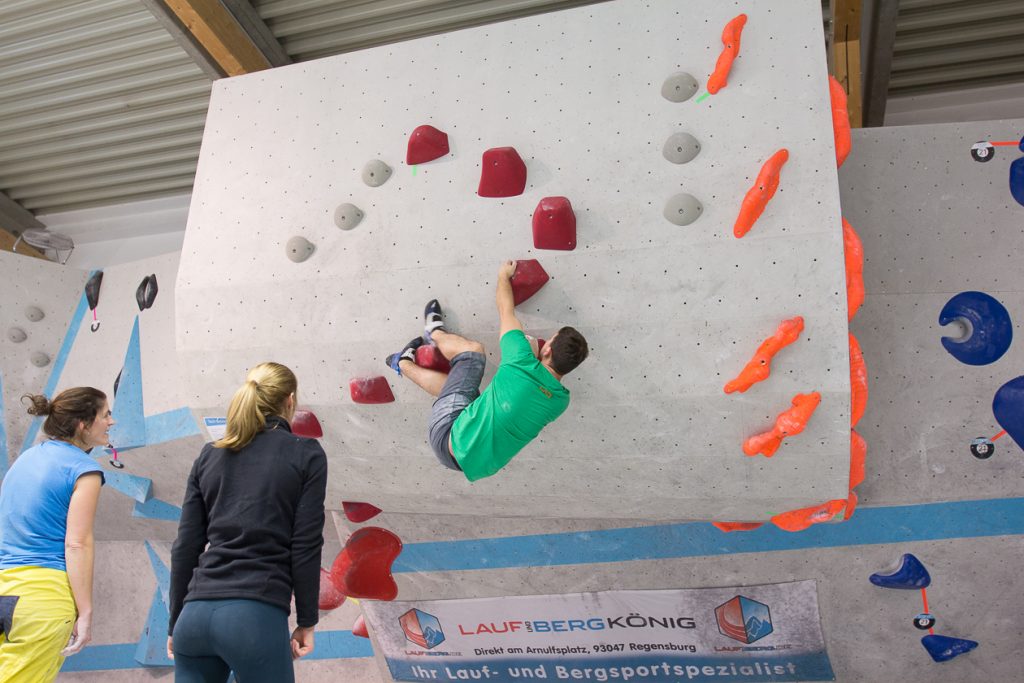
[172,599,293,683]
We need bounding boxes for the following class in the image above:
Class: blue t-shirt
[0,440,104,571]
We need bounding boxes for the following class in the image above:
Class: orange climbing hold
[843,218,864,321]
[724,316,804,394]
[850,429,866,489]
[349,376,395,404]
[849,333,868,427]
[734,149,789,238]
[712,521,764,533]
[771,498,847,532]
[707,14,748,94]
[844,490,859,520]
[829,76,852,168]
[743,392,821,457]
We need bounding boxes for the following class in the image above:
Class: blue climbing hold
[939,291,1013,366]
[921,634,978,663]
[993,375,1024,452]
[1011,148,1024,207]
[869,553,931,589]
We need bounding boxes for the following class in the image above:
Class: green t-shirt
[451,330,570,481]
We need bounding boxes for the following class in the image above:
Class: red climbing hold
[771,498,847,532]
[511,259,549,306]
[415,344,451,373]
[844,490,859,520]
[330,527,402,601]
[343,501,383,523]
[478,147,527,197]
[318,567,346,610]
[849,333,868,427]
[349,376,395,404]
[406,125,450,165]
[829,76,852,168]
[850,430,866,490]
[532,197,577,250]
[707,14,748,94]
[712,521,764,533]
[291,409,323,439]
[843,218,864,321]
[743,392,821,457]
[352,614,369,638]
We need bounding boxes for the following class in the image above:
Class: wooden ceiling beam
[831,0,864,128]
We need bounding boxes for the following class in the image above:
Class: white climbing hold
[362,160,392,187]
[334,203,365,230]
[286,236,315,263]
[663,193,704,226]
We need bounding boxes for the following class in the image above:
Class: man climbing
[386,260,588,481]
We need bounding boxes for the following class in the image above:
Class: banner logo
[715,596,773,644]
[400,608,445,649]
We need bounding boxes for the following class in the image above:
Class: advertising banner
[362,580,834,682]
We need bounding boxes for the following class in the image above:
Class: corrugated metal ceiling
[0,0,1020,218]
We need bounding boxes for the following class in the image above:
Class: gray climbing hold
[8,327,27,343]
[24,306,44,322]
[286,236,315,263]
[362,160,392,187]
[663,133,702,164]
[663,194,704,226]
[30,351,51,368]
[661,72,699,103]
[334,203,365,230]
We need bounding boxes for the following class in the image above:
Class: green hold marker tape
[696,92,710,104]
[412,165,418,176]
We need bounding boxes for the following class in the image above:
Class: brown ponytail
[215,362,297,451]
[23,387,107,441]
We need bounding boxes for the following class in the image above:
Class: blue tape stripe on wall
[20,288,90,453]
[394,497,1024,573]
[60,631,373,672]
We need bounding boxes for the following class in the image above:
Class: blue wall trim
[394,497,1024,573]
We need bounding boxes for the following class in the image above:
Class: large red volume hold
[843,218,864,321]
[849,333,868,427]
[510,259,550,305]
[829,76,852,167]
[707,14,748,94]
[291,409,323,438]
[406,125,450,165]
[318,567,346,610]
[349,376,395,404]
[478,147,527,197]
[533,197,577,250]
[415,344,451,373]
[330,527,403,601]
[343,501,383,523]
[734,149,789,238]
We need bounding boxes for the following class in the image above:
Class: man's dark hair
[549,326,588,375]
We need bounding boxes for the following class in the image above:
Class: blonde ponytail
[215,362,297,451]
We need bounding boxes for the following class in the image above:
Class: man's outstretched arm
[497,260,523,337]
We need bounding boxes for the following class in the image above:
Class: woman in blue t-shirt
[0,387,112,682]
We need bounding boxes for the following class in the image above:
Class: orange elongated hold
[771,498,847,532]
[849,333,868,427]
[712,521,764,533]
[743,392,821,457]
[850,429,866,489]
[843,218,864,320]
[707,14,748,94]
[829,76,851,168]
[843,490,859,520]
[724,316,804,394]
[734,149,789,238]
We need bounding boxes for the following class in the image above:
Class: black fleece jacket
[168,416,328,634]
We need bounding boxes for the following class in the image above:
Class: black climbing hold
[136,275,159,311]
[970,142,994,163]
[914,613,936,630]
[969,437,994,459]
[110,459,125,469]
[85,271,103,310]
[114,368,122,397]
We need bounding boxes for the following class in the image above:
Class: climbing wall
[176,0,850,521]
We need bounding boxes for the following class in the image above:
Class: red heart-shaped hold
[532,197,576,250]
[352,614,369,638]
[349,376,395,404]
[415,344,451,373]
[330,527,402,600]
[292,409,323,438]
[318,567,346,610]
[478,147,527,197]
[407,125,450,165]
[342,501,383,523]
[511,259,549,306]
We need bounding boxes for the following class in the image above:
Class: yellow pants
[0,566,77,683]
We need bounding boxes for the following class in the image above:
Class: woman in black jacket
[168,362,327,683]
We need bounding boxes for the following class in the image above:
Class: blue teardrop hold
[921,634,978,663]
[869,553,931,589]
